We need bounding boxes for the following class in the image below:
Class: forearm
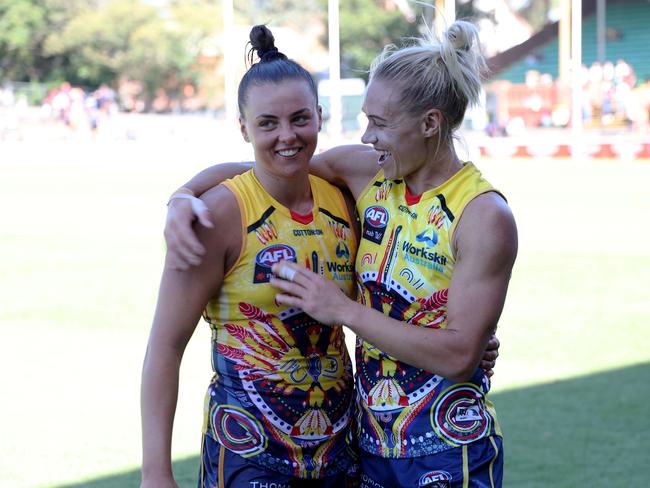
[181,163,253,196]
[341,301,482,381]
[140,344,182,479]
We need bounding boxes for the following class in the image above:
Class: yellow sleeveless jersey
[354,162,504,458]
[201,169,358,478]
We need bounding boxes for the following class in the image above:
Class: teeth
[278,148,299,157]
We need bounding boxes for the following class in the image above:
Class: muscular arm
[181,163,253,197]
[166,145,378,270]
[141,186,239,487]
[309,144,378,198]
[272,192,517,381]
[178,144,377,197]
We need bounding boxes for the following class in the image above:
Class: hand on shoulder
[164,191,212,270]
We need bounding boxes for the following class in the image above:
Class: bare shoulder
[454,192,518,267]
[198,184,242,267]
[200,183,239,220]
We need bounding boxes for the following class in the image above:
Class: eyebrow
[255,108,312,120]
[364,112,388,123]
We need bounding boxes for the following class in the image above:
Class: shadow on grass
[57,362,650,488]
[496,361,650,487]
[55,455,200,488]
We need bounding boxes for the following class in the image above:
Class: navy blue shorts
[199,434,359,488]
[358,436,503,488]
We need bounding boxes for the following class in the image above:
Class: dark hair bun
[249,25,285,62]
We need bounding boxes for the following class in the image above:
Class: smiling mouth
[276,148,301,157]
[377,150,391,163]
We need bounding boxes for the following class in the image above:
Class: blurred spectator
[485,58,641,134]
[39,81,121,137]
[615,59,636,88]
[51,82,72,125]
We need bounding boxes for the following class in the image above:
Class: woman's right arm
[141,186,240,487]
[166,145,378,269]
[165,163,252,269]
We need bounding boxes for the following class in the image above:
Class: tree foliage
[322,0,421,79]
[0,0,524,108]
[44,0,219,101]
[236,0,322,28]
[0,0,219,104]
[0,0,96,83]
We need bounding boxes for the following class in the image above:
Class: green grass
[1,141,649,487]
[49,363,650,488]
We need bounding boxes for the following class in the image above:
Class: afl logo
[254,244,296,283]
[362,206,389,245]
[364,206,389,227]
[419,470,452,487]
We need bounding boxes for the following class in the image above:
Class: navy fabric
[199,434,359,488]
[358,436,503,488]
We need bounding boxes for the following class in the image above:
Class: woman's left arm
[141,185,239,484]
[271,192,517,382]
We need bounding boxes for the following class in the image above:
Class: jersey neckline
[249,170,319,225]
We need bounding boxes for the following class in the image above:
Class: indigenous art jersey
[202,170,358,478]
[354,162,503,459]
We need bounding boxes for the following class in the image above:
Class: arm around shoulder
[311,144,378,198]
[165,166,247,270]
[181,162,253,197]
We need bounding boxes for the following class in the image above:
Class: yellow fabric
[201,169,358,477]
[353,162,503,458]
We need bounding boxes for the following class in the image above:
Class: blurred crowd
[582,59,639,126]
[41,82,119,134]
[484,58,650,137]
[3,59,650,143]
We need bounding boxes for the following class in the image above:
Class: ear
[239,116,250,142]
[422,108,442,138]
[317,105,323,132]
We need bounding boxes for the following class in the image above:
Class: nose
[278,122,297,143]
[361,125,376,145]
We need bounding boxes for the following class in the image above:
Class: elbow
[446,366,476,383]
[441,347,481,383]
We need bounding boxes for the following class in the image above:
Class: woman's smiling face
[240,78,321,180]
[361,78,431,180]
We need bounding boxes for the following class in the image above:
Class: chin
[382,166,397,180]
[281,163,310,178]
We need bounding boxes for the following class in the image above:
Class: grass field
[1,138,649,487]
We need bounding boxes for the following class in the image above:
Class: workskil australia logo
[254,244,297,283]
[336,241,350,260]
[326,260,354,282]
[363,205,389,244]
[416,227,438,247]
[402,239,447,272]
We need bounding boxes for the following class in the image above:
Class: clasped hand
[270,261,352,325]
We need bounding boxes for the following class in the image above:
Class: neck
[253,167,314,214]
[404,142,462,195]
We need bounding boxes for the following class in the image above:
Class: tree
[0,0,96,83]
[44,0,220,108]
[319,0,421,80]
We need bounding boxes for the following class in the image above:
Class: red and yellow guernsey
[201,169,358,478]
[354,162,504,458]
